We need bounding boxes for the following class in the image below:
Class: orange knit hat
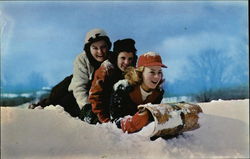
[137,52,167,68]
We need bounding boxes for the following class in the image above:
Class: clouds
[158,32,248,85]
[0,8,14,57]
[0,1,248,93]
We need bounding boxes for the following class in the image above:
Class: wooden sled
[138,102,203,137]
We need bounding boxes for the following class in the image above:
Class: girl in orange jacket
[88,39,138,123]
[110,52,167,133]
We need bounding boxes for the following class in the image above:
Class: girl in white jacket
[29,29,112,121]
[69,29,112,110]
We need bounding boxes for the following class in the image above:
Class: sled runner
[138,102,203,138]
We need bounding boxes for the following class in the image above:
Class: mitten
[79,104,99,124]
[114,118,122,129]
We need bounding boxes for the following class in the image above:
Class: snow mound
[1,99,249,159]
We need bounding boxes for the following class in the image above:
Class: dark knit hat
[137,52,167,68]
[113,38,137,54]
[109,38,137,67]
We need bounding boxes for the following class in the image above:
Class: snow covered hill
[1,99,249,159]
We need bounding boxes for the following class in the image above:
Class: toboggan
[138,102,203,137]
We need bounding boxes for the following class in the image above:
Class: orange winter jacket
[88,60,124,123]
[110,81,164,133]
[122,86,164,133]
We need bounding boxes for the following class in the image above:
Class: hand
[97,113,110,123]
[79,104,99,124]
[114,118,122,129]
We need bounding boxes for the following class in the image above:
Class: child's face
[141,66,162,91]
[117,52,134,72]
[90,40,108,62]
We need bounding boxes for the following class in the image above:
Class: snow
[19,93,33,98]
[143,51,159,57]
[1,93,19,98]
[137,122,155,137]
[162,96,194,103]
[138,103,193,137]
[1,89,51,99]
[155,110,183,131]
[113,79,129,91]
[1,99,249,159]
[101,60,114,72]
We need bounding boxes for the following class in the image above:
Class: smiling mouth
[121,65,128,69]
[151,81,158,85]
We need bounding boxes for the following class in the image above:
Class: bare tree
[188,49,233,102]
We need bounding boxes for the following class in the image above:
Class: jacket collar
[129,85,162,106]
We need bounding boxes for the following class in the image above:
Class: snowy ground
[1,99,249,159]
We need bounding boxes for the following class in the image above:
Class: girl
[88,39,137,123]
[68,28,112,115]
[110,52,167,133]
[29,28,112,119]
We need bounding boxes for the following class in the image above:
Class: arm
[119,109,150,133]
[117,89,164,133]
[88,65,111,123]
[110,80,130,120]
[110,89,124,120]
[69,53,94,110]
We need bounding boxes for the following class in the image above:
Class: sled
[138,102,203,138]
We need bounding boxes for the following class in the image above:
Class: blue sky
[0,1,249,94]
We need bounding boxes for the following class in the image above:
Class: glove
[79,104,99,124]
[114,118,122,129]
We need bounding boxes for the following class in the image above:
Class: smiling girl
[87,39,137,123]
[110,52,167,133]
[29,28,112,118]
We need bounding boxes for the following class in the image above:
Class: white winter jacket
[68,52,95,109]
